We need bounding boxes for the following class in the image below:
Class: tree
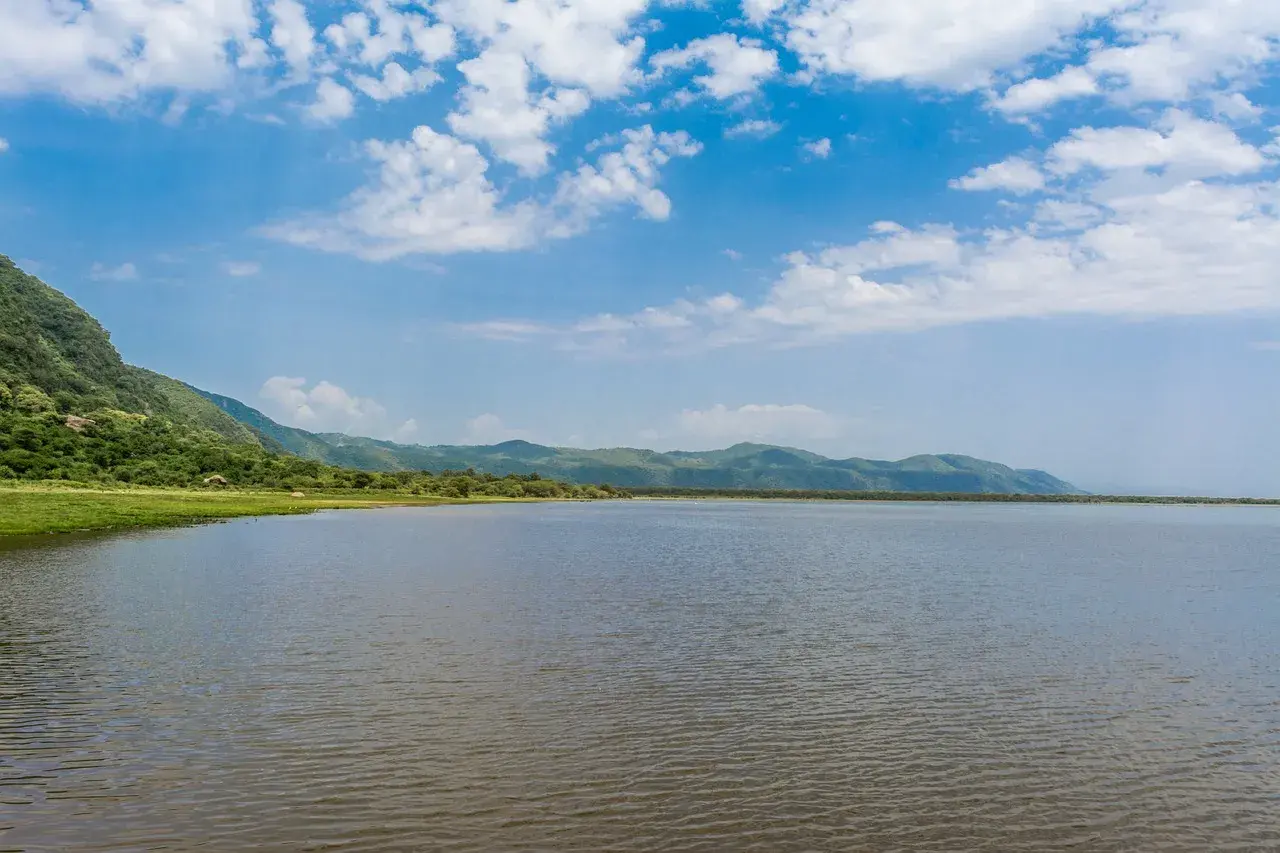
[14,385,54,413]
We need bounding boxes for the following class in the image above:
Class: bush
[14,385,55,413]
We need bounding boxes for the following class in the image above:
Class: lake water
[1,501,1278,851]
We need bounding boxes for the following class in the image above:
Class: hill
[1,254,1077,496]
[0,255,259,445]
[0,256,614,499]
[194,392,1080,495]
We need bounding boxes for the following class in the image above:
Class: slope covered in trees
[1,254,1077,496]
[196,391,1082,495]
[0,257,614,499]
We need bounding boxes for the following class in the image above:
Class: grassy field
[0,484,516,537]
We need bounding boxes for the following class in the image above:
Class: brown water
[1,501,1278,852]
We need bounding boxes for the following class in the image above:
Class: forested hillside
[1,254,1077,496]
[0,256,615,499]
[196,389,1081,494]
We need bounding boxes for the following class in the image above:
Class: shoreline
[6,484,1277,540]
[0,485,557,539]
[628,492,1280,507]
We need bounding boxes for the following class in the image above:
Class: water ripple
[1,502,1279,851]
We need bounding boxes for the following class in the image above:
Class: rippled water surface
[2,502,1279,851]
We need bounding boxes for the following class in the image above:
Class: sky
[2,0,1280,496]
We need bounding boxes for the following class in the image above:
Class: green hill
[0,256,612,499]
[1,253,1078,495]
[0,255,259,445]
[193,392,1080,495]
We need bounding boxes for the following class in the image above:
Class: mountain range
[1,254,1079,495]
[194,390,1079,494]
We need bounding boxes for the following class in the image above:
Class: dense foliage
[196,391,1083,495]
[0,255,625,499]
[0,255,262,445]
[0,403,623,498]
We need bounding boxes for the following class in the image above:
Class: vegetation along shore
[0,483,615,538]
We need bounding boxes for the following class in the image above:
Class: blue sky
[3,0,1280,495]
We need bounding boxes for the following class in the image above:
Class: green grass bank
[0,484,526,537]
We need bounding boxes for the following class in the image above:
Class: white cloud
[651,34,779,99]
[351,61,439,102]
[222,261,261,277]
[0,137,9,153]
[269,0,316,78]
[725,118,781,138]
[0,0,260,103]
[90,262,138,282]
[1046,110,1266,179]
[551,126,702,233]
[723,248,743,260]
[265,125,540,259]
[308,77,356,123]
[265,124,699,260]
[469,112,1280,351]
[259,376,397,436]
[993,66,1099,114]
[447,48,590,175]
[325,2,455,67]
[1211,92,1263,123]
[992,1,1280,114]
[463,413,533,445]
[431,0,651,173]
[391,418,419,442]
[950,157,1045,194]
[785,0,1125,90]
[676,403,844,444]
[436,0,648,96]
[743,0,787,25]
[802,137,832,159]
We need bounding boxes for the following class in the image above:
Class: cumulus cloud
[1046,110,1266,178]
[264,124,699,260]
[0,137,9,153]
[785,0,1124,90]
[743,0,787,25]
[392,418,420,442]
[551,126,703,234]
[950,157,1045,194]
[221,261,261,277]
[259,376,414,438]
[351,61,439,102]
[675,403,844,444]
[269,0,316,78]
[725,118,781,138]
[90,262,138,281]
[991,0,1280,114]
[308,78,356,122]
[447,48,589,175]
[463,413,533,445]
[462,110,1280,351]
[0,0,260,102]
[802,138,832,159]
[651,34,779,99]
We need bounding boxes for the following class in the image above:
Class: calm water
[1,502,1278,852]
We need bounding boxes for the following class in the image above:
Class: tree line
[0,384,626,499]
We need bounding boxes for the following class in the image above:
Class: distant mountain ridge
[0,252,1079,496]
[195,389,1081,494]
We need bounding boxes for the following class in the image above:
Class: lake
[1,501,1278,851]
